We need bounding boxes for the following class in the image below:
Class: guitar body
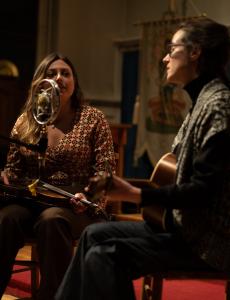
[142,153,176,230]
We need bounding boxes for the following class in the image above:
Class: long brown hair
[16,52,84,144]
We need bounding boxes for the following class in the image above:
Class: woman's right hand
[0,170,9,185]
[70,193,88,214]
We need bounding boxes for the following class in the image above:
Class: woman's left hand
[70,193,88,214]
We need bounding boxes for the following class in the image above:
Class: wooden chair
[113,209,230,300]
[13,239,79,299]
[6,124,128,298]
[109,152,230,300]
[108,123,132,215]
[109,123,132,178]
[13,240,39,299]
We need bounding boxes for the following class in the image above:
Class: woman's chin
[166,76,176,84]
[166,76,182,86]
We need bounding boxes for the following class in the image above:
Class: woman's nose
[55,72,62,81]
[162,53,170,63]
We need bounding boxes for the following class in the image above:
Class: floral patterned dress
[4,105,116,210]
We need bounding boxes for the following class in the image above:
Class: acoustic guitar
[127,153,176,230]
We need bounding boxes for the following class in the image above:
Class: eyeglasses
[167,43,187,57]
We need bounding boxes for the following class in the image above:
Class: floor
[2,243,78,300]
[2,296,18,300]
[2,296,32,300]
[3,246,32,300]
[2,295,17,300]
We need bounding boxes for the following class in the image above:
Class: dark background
[0,1,39,167]
[0,0,39,85]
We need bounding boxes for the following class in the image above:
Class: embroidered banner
[134,19,191,166]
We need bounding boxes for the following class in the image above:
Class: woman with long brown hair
[0,52,116,300]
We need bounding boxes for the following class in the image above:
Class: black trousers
[55,220,214,300]
[0,201,103,300]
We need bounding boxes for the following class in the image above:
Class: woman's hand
[105,175,141,204]
[70,193,88,214]
[0,170,9,185]
[70,174,142,214]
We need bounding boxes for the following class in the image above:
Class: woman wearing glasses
[56,18,230,300]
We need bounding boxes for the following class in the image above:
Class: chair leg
[142,276,152,300]
[141,275,163,300]
[225,280,230,300]
[30,244,40,298]
[151,276,163,300]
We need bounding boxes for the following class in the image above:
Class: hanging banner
[134,18,192,166]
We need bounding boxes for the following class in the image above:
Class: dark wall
[0,0,39,86]
[0,1,39,164]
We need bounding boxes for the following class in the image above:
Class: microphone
[0,79,59,153]
[32,79,60,126]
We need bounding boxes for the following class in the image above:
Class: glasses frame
[167,43,187,57]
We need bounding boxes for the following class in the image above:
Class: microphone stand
[0,134,48,154]
[0,133,105,215]
[36,127,48,180]
[0,133,48,180]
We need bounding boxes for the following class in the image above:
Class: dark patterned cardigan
[172,78,230,271]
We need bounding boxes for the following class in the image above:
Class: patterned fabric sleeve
[92,110,116,174]
[3,107,116,213]
[194,92,230,150]
[4,115,26,182]
[89,109,116,211]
